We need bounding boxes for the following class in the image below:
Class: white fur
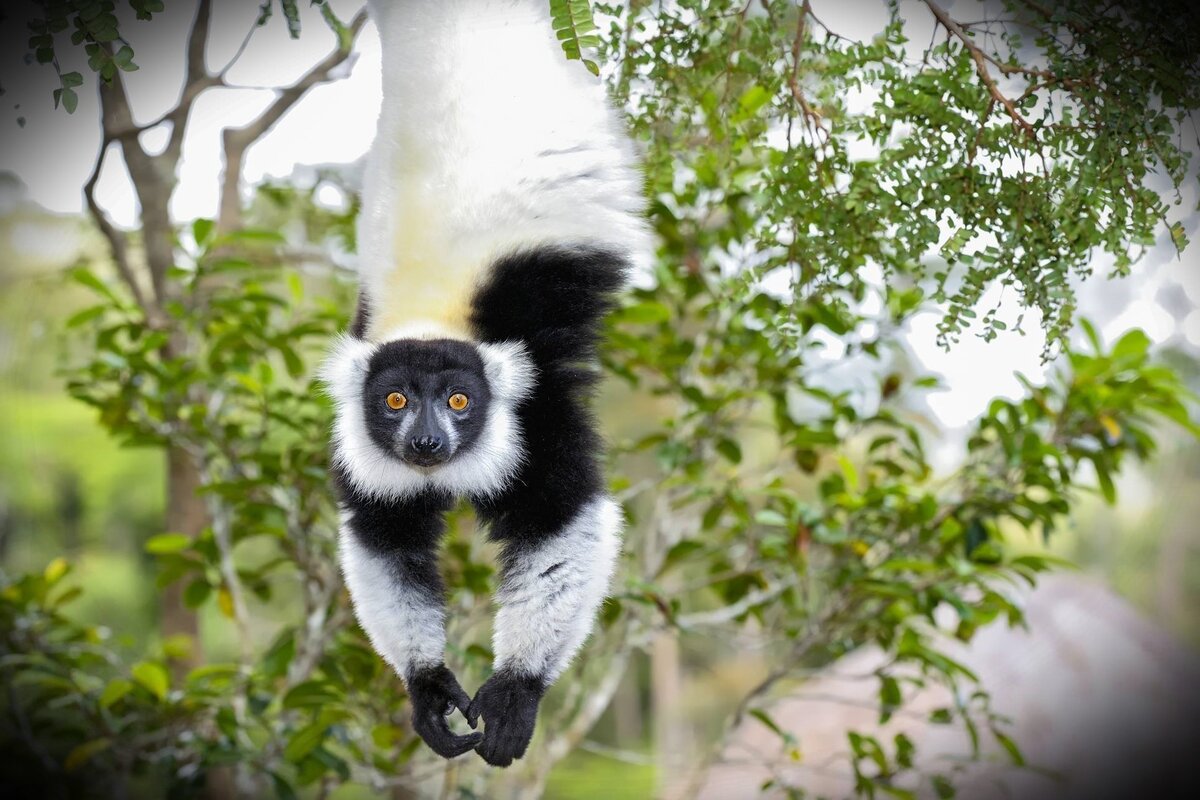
[359,0,653,339]
[339,510,446,678]
[378,320,466,343]
[492,495,623,682]
[319,334,536,500]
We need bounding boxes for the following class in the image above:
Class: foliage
[2,232,427,798]
[550,0,604,76]
[4,230,1196,797]
[2,1,1199,799]
[16,0,348,116]
[602,0,1200,354]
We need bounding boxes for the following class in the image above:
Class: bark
[652,631,688,800]
[163,446,204,672]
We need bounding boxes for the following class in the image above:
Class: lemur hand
[407,664,483,759]
[466,670,545,767]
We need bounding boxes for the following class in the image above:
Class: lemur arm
[338,486,483,758]
[466,495,622,766]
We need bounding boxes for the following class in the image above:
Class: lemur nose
[411,435,443,454]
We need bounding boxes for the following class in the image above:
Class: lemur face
[362,340,493,469]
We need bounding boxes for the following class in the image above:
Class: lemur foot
[406,663,482,758]
[466,669,545,767]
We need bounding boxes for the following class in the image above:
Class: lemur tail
[468,246,629,372]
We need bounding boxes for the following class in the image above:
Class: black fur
[362,339,493,467]
[407,664,483,759]
[469,246,628,545]
[465,669,546,767]
[469,245,628,368]
[349,289,372,339]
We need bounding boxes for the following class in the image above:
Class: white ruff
[320,333,536,500]
[492,495,623,682]
[338,510,446,678]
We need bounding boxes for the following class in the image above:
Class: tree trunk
[652,631,688,800]
[164,445,204,673]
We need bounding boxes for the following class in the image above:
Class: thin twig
[921,0,1037,139]
[676,580,790,628]
[82,141,150,313]
[787,1,828,143]
[218,8,368,231]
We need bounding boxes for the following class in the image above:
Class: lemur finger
[450,683,473,719]
[421,715,483,759]
[442,730,484,758]
[465,696,481,729]
[415,708,483,758]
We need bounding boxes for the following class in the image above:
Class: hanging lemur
[321,0,652,767]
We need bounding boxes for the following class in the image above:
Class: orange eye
[386,392,407,410]
[448,393,469,411]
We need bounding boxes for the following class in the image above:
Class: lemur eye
[448,393,469,411]
[386,392,407,410]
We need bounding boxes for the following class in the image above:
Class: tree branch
[922,0,1037,139]
[164,0,217,165]
[676,580,790,629]
[216,7,266,80]
[217,8,369,232]
[82,140,150,312]
[96,72,177,305]
[787,0,827,143]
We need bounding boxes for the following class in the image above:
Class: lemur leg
[338,487,483,758]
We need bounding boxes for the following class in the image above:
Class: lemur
[321,0,652,767]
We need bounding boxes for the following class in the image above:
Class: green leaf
[113,45,135,67]
[64,738,112,772]
[44,557,70,584]
[192,217,215,247]
[931,775,956,799]
[879,675,902,723]
[283,680,341,710]
[284,721,331,762]
[738,84,771,114]
[183,579,212,608]
[615,301,671,325]
[99,678,133,708]
[754,509,788,527]
[716,438,742,464]
[550,0,603,74]
[65,304,109,328]
[1111,329,1151,363]
[131,661,169,701]
[991,727,1025,766]
[145,533,191,554]
[270,772,300,800]
[748,708,789,741]
[1094,462,1117,505]
[70,267,121,304]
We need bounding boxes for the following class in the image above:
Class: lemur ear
[477,341,537,404]
[320,334,376,406]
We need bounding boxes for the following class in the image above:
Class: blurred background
[1,1,1198,798]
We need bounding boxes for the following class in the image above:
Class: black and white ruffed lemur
[320,0,653,767]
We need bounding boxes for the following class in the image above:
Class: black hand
[466,670,546,767]
[406,664,483,759]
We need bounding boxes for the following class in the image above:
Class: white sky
[1,0,1196,450]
